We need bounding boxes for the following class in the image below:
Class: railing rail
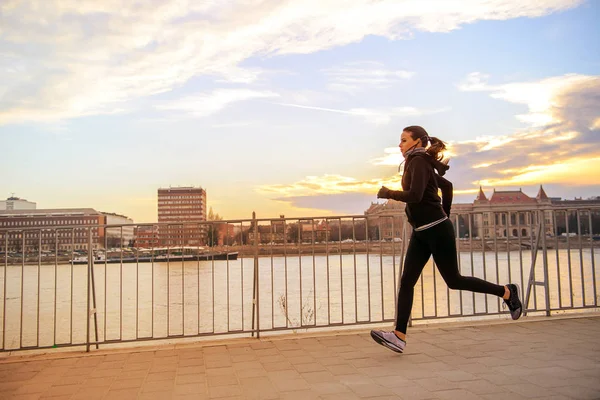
[0,205,598,352]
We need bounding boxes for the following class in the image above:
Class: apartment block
[157,187,207,246]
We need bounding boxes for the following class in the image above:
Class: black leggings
[395,219,505,334]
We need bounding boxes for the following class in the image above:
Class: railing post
[524,217,541,316]
[524,210,552,317]
[251,212,260,338]
[541,209,551,316]
[86,228,91,352]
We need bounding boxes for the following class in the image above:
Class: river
[1,249,598,350]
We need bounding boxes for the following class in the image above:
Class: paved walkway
[0,316,599,400]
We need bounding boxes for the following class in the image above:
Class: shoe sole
[370,331,404,353]
[510,284,522,320]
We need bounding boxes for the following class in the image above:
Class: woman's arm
[377,157,430,203]
[435,175,453,217]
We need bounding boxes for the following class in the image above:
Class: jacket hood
[407,152,450,176]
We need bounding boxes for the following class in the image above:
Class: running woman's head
[401,125,447,161]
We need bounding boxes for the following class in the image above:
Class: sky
[1,0,599,223]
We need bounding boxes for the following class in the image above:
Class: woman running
[370,125,522,354]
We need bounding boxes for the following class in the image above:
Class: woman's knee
[444,275,464,290]
[400,274,419,290]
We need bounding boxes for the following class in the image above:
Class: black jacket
[387,153,453,228]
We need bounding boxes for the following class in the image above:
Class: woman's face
[399,130,420,157]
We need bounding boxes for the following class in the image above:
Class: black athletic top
[387,153,453,228]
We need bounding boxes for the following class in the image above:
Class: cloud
[363,72,600,193]
[450,72,600,188]
[273,193,378,215]
[260,70,599,209]
[0,0,583,124]
[261,173,483,213]
[458,72,597,127]
[371,147,402,166]
[157,89,279,118]
[211,121,258,129]
[478,156,600,187]
[472,159,508,169]
[323,61,414,93]
[257,173,408,214]
[276,103,450,125]
[257,174,403,197]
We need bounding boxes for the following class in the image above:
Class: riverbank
[2,236,596,265]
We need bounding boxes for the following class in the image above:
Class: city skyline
[2,185,597,224]
[1,0,599,223]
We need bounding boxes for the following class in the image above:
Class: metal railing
[0,206,598,352]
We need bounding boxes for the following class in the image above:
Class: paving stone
[413,377,459,392]
[205,366,236,376]
[238,376,278,400]
[146,370,176,381]
[270,377,310,392]
[138,390,174,400]
[174,382,207,396]
[279,389,321,399]
[175,373,205,384]
[42,383,82,397]
[178,357,205,367]
[110,377,145,390]
[434,389,484,400]
[436,370,479,382]
[346,381,396,398]
[140,380,174,393]
[294,362,327,373]
[320,392,361,400]
[300,370,336,383]
[262,360,294,371]
[310,381,350,394]
[206,374,238,387]
[326,363,359,376]
[176,365,205,375]
[208,384,241,398]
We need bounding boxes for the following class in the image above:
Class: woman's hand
[377,186,391,199]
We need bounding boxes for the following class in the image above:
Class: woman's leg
[395,232,432,335]
[430,220,505,297]
[371,231,432,353]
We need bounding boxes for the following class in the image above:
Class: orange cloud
[478,156,600,187]
[256,174,404,197]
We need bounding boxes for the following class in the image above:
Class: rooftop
[100,211,132,220]
[489,189,537,205]
[0,208,100,217]
[158,187,205,192]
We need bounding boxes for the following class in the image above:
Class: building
[300,220,331,243]
[134,225,160,248]
[363,186,599,240]
[248,223,285,244]
[248,216,289,244]
[0,196,36,210]
[364,200,406,241]
[453,186,555,239]
[101,212,135,248]
[157,187,207,246]
[0,208,105,252]
[216,223,237,246]
[551,196,600,235]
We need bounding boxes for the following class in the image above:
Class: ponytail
[403,126,447,161]
[426,136,447,161]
